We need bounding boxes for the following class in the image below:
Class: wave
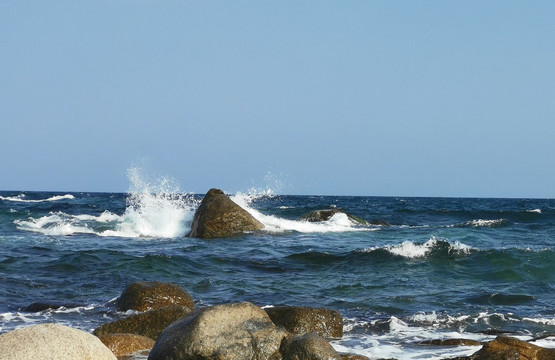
[0,194,75,203]
[361,237,474,259]
[452,219,509,228]
[14,168,199,238]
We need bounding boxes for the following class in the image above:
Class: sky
[1,1,554,197]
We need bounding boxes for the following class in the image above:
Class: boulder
[280,333,342,360]
[148,302,289,360]
[188,188,264,238]
[117,281,194,312]
[469,336,555,360]
[94,305,192,341]
[0,323,117,360]
[265,306,343,338]
[97,333,155,358]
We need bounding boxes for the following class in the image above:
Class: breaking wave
[0,194,75,203]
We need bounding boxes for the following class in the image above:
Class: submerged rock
[0,323,116,360]
[265,306,344,338]
[23,300,85,312]
[116,281,194,312]
[188,188,264,238]
[148,302,288,360]
[94,305,192,341]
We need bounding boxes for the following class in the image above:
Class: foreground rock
[265,306,344,338]
[117,281,194,312]
[94,305,192,341]
[188,188,264,238]
[0,323,116,360]
[148,302,289,360]
[280,333,342,360]
[468,336,555,360]
[97,333,155,358]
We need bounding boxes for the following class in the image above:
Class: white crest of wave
[230,191,370,233]
[466,219,506,227]
[527,209,542,214]
[106,167,198,238]
[363,237,473,259]
[0,194,75,203]
[14,212,98,236]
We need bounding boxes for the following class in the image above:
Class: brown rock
[280,333,342,360]
[265,306,344,338]
[470,336,555,360]
[148,302,289,360]
[340,353,370,360]
[94,305,191,341]
[116,281,194,312]
[97,333,155,357]
[188,188,264,238]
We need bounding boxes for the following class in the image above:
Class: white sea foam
[452,219,508,228]
[0,194,75,203]
[332,315,485,360]
[229,191,375,234]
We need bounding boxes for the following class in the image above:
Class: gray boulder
[148,302,289,360]
[0,323,117,360]
[265,306,343,338]
[188,188,264,238]
[117,281,194,312]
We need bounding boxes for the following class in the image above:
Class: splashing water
[108,167,199,238]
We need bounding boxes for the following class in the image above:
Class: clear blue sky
[1,1,554,197]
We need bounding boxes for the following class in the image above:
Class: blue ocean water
[1,176,554,359]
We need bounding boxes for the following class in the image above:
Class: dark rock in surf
[23,301,85,312]
[117,281,194,312]
[280,333,342,360]
[188,188,264,239]
[265,306,344,338]
[148,302,288,360]
[94,305,192,341]
[300,208,384,226]
[419,339,482,346]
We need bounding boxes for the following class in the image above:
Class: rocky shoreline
[1,281,554,360]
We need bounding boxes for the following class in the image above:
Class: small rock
[265,306,343,338]
[280,333,342,360]
[94,305,192,341]
[97,333,155,357]
[116,281,194,312]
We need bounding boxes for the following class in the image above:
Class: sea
[1,170,554,359]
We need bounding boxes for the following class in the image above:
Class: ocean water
[1,174,554,359]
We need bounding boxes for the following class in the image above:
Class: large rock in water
[0,323,117,360]
[265,306,344,338]
[116,281,195,312]
[97,333,155,358]
[148,302,289,360]
[188,188,264,238]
